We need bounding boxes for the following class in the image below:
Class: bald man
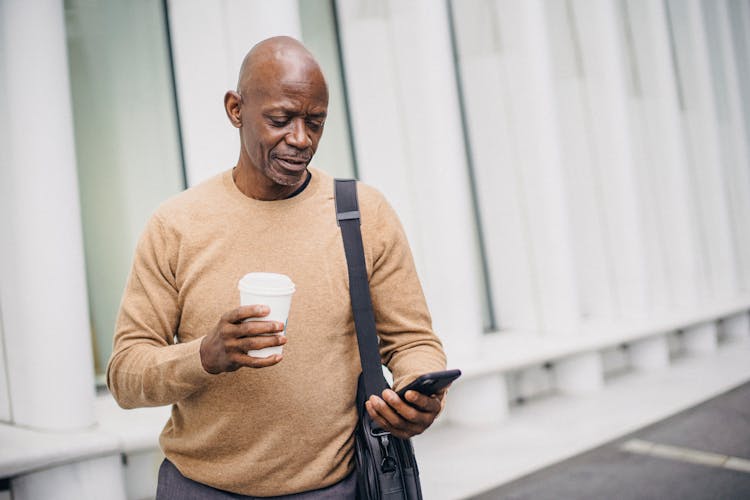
[108,37,447,499]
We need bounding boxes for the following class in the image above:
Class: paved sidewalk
[469,382,750,499]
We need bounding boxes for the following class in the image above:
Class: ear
[224,91,242,128]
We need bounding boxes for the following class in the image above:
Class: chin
[268,168,305,187]
[264,160,308,185]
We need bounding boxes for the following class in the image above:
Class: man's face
[239,62,328,187]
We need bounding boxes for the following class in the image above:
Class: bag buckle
[369,425,390,437]
[377,434,398,473]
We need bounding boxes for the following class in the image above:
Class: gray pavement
[469,382,750,500]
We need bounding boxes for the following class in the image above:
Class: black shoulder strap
[335,179,389,400]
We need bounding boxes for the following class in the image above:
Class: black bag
[335,179,423,500]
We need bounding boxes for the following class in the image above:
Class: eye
[307,119,324,132]
[268,117,290,127]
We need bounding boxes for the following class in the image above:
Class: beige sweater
[107,167,446,496]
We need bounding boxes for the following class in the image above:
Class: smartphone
[396,369,462,400]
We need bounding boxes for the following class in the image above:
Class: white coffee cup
[237,272,296,358]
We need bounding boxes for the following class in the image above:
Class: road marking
[621,439,750,474]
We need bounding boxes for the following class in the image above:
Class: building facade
[1,0,750,498]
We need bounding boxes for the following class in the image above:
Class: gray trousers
[155,459,357,500]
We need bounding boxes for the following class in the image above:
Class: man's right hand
[199,305,286,374]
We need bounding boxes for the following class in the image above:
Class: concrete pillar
[11,455,126,500]
[624,0,703,311]
[566,0,652,320]
[542,0,618,320]
[721,312,750,342]
[336,0,484,363]
[555,352,605,395]
[702,0,750,294]
[666,0,740,302]
[445,374,509,426]
[629,335,671,371]
[683,322,719,354]
[0,0,96,430]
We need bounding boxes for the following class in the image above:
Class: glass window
[445,0,498,332]
[299,0,357,179]
[65,0,185,379]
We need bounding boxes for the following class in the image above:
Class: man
[108,36,447,498]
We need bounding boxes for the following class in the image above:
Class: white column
[554,352,604,395]
[721,312,750,342]
[629,335,670,371]
[497,0,581,333]
[0,0,96,430]
[683,322,719,354]
[336,0,484,362]
[11,455,126,500]
[566,0,652,320]
[702,0,750,294]
[666,0,739,302]
[541,1,616,320]
[167,0,302,185]
[623,0,703,311]
[445,375,509,426]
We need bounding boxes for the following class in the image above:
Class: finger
[365,400,411,440]
[382,390,433,425]
[240,334,287,352]
[232,352,284,369]
[237,320,285,337]
[402,390,442,414]
[365,400,391,431]
[369,395,421,435]
[225,305,270,323]
[217,320,282,343]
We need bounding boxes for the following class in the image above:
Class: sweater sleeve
[106,213,214,409]
[367,197,447,391]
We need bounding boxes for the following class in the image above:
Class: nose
[286,118,312,149]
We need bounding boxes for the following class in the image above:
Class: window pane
[299,0,357,179]
[65,0,185,377]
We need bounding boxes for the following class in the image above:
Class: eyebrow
[264,108,327,119]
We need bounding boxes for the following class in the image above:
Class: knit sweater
[107,167,446,496]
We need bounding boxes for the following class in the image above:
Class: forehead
[243,55,328,110]
[258,80,328,112]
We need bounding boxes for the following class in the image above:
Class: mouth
[273,156,310,173]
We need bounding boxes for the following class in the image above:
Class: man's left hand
[365,387,447,439]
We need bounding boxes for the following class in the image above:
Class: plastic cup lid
[238,272,295,295]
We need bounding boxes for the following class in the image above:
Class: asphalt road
[469,382,750,500]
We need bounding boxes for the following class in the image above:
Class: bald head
[224,36,329,199]
[237,36,327,98]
